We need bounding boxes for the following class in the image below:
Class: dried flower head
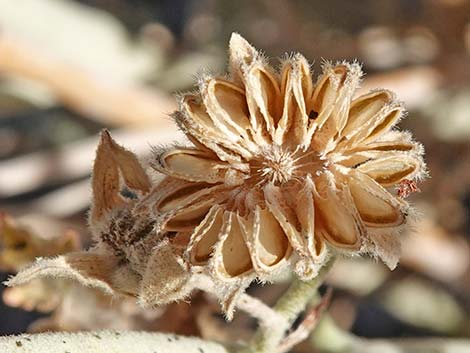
[7,33,427,320]
[151,33,426,303]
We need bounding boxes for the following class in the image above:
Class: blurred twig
[27,179,91,217]
[0,126,181,197]
[310,314,470,353]
[0,35,175,126]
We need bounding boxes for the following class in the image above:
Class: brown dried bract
[7,131,193,310]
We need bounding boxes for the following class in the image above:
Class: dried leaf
[5,251,119,295]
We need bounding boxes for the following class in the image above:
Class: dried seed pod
[152,33,427,304]
[7,33,428,318]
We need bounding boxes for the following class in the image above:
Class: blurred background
[0,0,469,348]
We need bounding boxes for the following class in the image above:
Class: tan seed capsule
[152,33,427,305]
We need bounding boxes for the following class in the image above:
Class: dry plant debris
[5,34,428,351]
[0,213,80,272]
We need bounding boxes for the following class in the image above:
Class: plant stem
[310,314,358,353]
[310,317,470,353]
[241,257,335,353]
[275,258,335,324]
[192,274,285,326]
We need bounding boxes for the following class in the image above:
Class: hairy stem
[241,257,336,353]
[277,288,333,353]
[192,274,285,326]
